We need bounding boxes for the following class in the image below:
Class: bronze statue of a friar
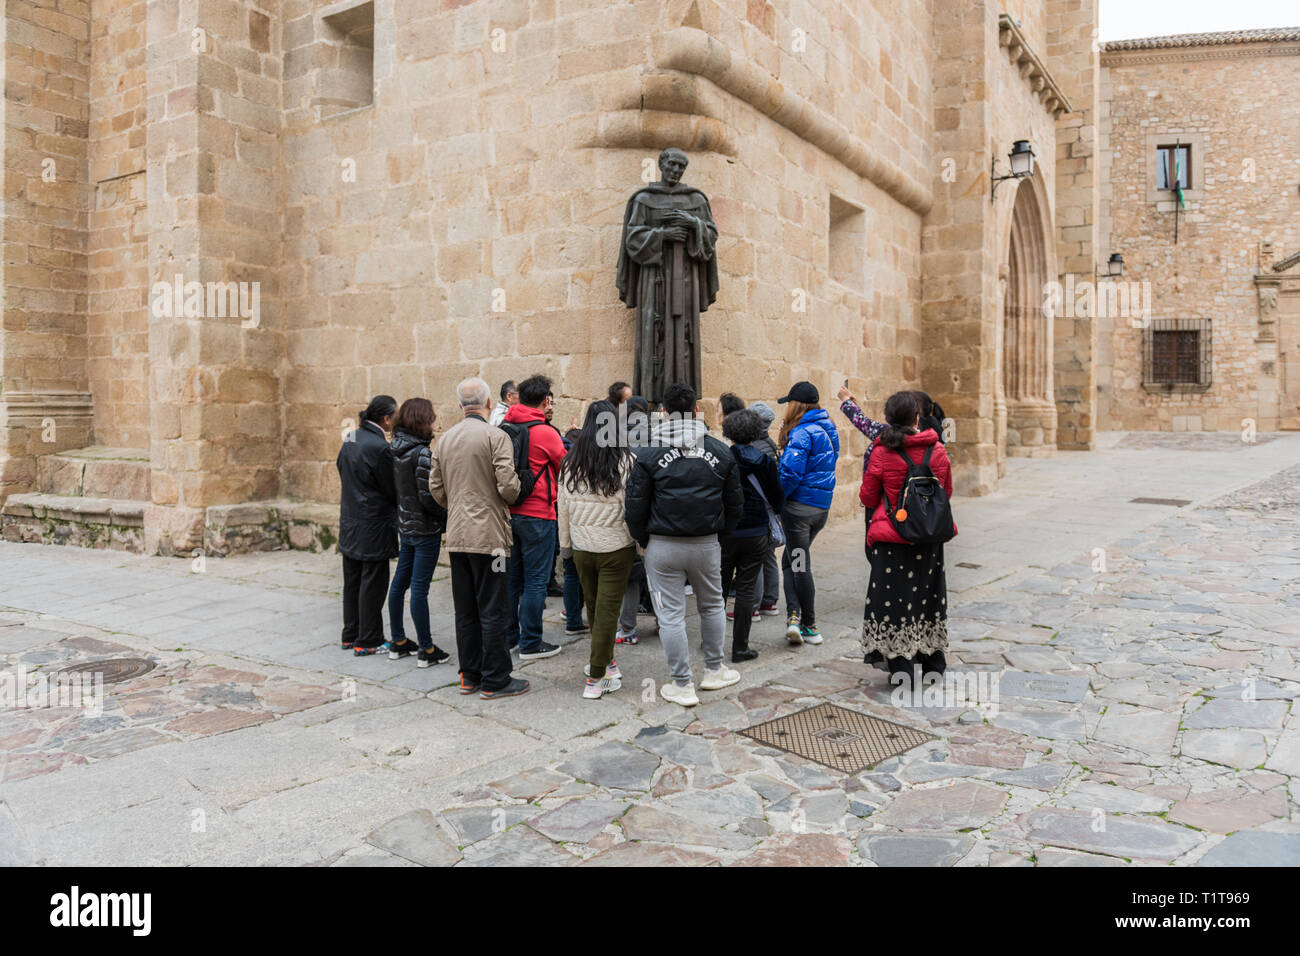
[616,148,719,405]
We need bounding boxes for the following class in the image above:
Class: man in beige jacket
[429,377,529,699]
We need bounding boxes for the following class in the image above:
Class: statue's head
[658,148,688,187]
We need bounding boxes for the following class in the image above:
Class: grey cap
[749,401,776,427]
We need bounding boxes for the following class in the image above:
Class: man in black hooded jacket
[625,383,743,707]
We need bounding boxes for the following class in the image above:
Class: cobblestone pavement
[1,432,1298,866]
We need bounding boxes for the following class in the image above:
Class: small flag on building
[1172,145,1186,209]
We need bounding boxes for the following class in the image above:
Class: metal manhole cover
[58,658,156,684]
[1129,497,1191,507]
[740,702,934,775]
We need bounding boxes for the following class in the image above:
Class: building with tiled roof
[1102,26,1300,51]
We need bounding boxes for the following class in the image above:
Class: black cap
[777,381,819,404]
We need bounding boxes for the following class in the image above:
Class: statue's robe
[616,182,719,404]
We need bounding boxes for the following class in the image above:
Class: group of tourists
[336,373,956,705]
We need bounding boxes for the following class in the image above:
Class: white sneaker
[584,661,622,680]
[684,583,694,596]
[660,681,699,707]
[699,665,741,691]
[583,676,622,699]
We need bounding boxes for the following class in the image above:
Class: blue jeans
[388,534,441,650]
[507,515,556,653]
[563,555,585,627]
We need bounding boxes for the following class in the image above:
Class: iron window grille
[1143,318,1212,392]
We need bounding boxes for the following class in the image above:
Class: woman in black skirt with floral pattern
[858,392,956,683]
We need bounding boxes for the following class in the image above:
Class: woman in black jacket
[338,395,399,655]
[720,409,785,663]
[386,398,451,667]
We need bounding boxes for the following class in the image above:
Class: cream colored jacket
[556,458,636,554]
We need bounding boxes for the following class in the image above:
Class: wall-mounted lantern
[990,140,1035,201]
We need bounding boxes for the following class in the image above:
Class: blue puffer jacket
[778,408,840,509]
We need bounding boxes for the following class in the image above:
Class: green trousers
[572,546,636,679]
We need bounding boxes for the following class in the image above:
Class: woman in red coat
[859,391,956,682]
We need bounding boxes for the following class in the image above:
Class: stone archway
[999,177,1057,458]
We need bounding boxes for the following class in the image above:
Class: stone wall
[1100,37,1300,432]
[0,1,93,498]
[143,0,284,554]
[278,0,937,515]
[87,0,149,450]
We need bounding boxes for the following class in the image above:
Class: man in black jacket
[337,396,399,654]
[625,383,744,706]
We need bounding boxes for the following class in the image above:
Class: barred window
[1143,319,1211,390]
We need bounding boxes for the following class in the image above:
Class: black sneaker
[864,649,886,669]
[480,678,530,700]
[731,647,759,663]
[564,623,590,636]
[519,642,562,661]
[388,639,419,660]
[546,583,564,597]
[417,646,451,668]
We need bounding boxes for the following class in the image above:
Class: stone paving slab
[365,809,461,867]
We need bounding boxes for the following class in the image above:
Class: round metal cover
[59,658,156,684]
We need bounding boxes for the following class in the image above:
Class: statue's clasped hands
[661,209,697,243]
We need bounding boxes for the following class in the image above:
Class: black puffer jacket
[625,419,743,545]
[391,428,446,538]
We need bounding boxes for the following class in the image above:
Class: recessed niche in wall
[317,0,374,118]
[829,194,866,295]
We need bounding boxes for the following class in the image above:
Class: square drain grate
[740,703,935,775]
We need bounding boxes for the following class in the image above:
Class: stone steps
[37,445,150,500]
[1,492,147,552]
[3,445,343,557]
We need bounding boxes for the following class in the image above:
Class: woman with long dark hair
[859,391,956,682]
[775,381,839,646]
[337,395,399,656]
[556,400,638,699]
[386,398,452,667]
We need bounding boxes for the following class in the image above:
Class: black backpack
[499,419,544,506]
[882,444,955,545]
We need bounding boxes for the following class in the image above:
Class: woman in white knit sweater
[557,400,637,699]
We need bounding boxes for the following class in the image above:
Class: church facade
[1,0,1101,554]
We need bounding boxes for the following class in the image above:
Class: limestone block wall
[88,0,150,449]
[143,0,284,553]
[0,1,93,500]
[1046,0,1099,450]
[278,0,935,516]
[1100,40,1300,432]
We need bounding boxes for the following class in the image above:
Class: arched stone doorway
[998,177,1057,463]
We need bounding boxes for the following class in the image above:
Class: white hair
[457,377,491,409]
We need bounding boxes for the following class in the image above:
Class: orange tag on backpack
[895,508,908,521]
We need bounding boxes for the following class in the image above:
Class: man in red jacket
[503,374,568,660]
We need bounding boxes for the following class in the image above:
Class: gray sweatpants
[644,534,725,686]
